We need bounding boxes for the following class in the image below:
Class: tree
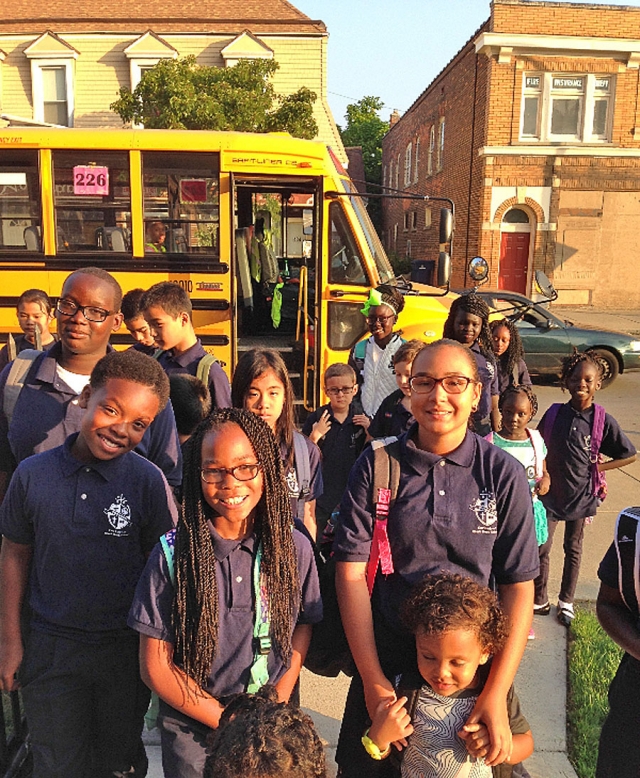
[338,96,389,231]
[110,57,318,138]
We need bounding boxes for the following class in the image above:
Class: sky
[293,0,640,127]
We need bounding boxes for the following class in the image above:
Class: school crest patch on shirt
[104,494,132,537]
[470,491,498,534]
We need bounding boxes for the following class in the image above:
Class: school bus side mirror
[437,252,451,286]
[439,208,453,245]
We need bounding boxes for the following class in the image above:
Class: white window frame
[519,72,615,143]
[414,137,420,183]
[428,126,435,176]
[437,118,445,172]
[395,155,400,189]
[404,142,412,187]
[30,58,74,127]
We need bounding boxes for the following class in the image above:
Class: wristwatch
[361,729,391,760]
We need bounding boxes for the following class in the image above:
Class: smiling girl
[334,339,539,776]
[128,408,322,777]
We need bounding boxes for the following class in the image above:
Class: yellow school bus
[0,128,455,410]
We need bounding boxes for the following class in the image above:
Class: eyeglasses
[366,314,395,325]
[200,463,262,484]
[409,375,475,395]
[57,299,115,323]
[326,386,356,396]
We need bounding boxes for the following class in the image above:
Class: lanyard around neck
[247,541,271,693]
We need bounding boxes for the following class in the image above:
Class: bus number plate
[73,166,109,196]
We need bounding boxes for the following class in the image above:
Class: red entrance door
[499,232,530,294]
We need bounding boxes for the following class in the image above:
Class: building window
[30,60,74,126]
[414,138,420,183]
[395,155,400,189]
[382,164,387,190]
[428,126,435,176]
[437,118,445,172]
[424,207,432,228]
[393,223,398,246]
[404,143,412,188]
[406,239,411,258]
[403,212,410,232]
[521,73,614,142]
[411,211,418,231]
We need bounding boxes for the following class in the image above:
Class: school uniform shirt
[302,403,366,516]
[0,433,177,641]
[398,664,529,778]
[128,526,322,719]
[0,334,57,373]
[470,343,499,423]
[496,357,531,395]
[0,342,182,486]
[129,342,157,357]
[334,425,539,634]
[539,402,636,522]
[280,436,323,521]
[368,389,414,440]
[348,333,405,418]
[156,339,232,409]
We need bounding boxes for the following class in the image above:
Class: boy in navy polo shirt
[302,363,368,540]
[142,282,231,410]
[122,287,157,356]
[0,350,178,778]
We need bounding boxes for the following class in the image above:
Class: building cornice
[480,145,640,157]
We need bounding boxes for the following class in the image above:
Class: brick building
[0,0,345,161]
[382,0,640,307]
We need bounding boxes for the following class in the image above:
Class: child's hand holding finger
[369,696,414,754]
[459,722,490,759]
[352,414,370,430]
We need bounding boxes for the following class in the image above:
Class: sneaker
[527,628,535,640]
[557,600,575,627]
[533,601,550,616]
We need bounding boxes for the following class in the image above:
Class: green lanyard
[247,542,271,693]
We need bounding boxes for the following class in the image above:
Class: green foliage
[567,605,623,778]
[387,251,412,277]
[110,57,317,138]
[339,96,389,185]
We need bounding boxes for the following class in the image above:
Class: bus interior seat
[236,228,253,309]
[23,226,41,251]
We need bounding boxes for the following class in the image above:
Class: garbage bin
[411,259,435,285]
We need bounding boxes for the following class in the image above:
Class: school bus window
[52,150,131,253]
[0,150,42,252]
[342,179,395,284]
[142,151,219,256]
[328,201,367,285]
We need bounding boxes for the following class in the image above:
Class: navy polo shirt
[539,402,636,522]
[302,403,366,515]
[334,425,539,633]
[156,339,231,409]
[0,434,177,641]
[129,342,157,357]
[0,342,182,486]
[128,526,322,709]
[470,343,499,422]
[368,389,414,440]
[496,358,531,395]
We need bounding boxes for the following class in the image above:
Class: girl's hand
[369,696,414,752]
[465,691,511,766]
[311,411,332,442]
[363,677,397,722]
[459,722,490,760]
[535,474,550,496]
[353,414,370,430]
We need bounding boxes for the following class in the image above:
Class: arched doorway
[499,208,531,294]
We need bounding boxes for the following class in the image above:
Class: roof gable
[24,30,79,58]
[124,31,178,58]
[221,30,274,61]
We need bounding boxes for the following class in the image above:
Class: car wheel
[587,348,620,388]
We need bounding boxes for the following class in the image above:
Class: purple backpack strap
[591,404,607,501]
[538,403,561,446]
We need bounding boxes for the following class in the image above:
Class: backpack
[3,349,42,427]
[292,431,311,522]
[538,402,608,505]
[303,438,401,677]
[614,506,640,617]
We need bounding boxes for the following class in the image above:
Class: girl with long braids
[348,284,406,419]
[443,293,499,435]
[128,408,322,777]
[489,317,532,394]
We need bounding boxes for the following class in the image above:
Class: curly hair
[401,573,508,655]
[375,284,405,316]
[89,349,170,410]
[169,374,212,438]
[231,349,296,467]
[498,383,538,419]
[172,408,300,689]
[490,318,526,379]
[560,350,603,391]
[205,685,328,778]
[443,293,494,361]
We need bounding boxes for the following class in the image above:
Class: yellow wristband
[361,729,391,760]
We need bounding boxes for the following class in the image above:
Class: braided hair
[376,284,405,316]
[172,408,300,689]
[560,350,603,391]
[443,293,494,361]
[490,318,526,379]
[498,384,538,419]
